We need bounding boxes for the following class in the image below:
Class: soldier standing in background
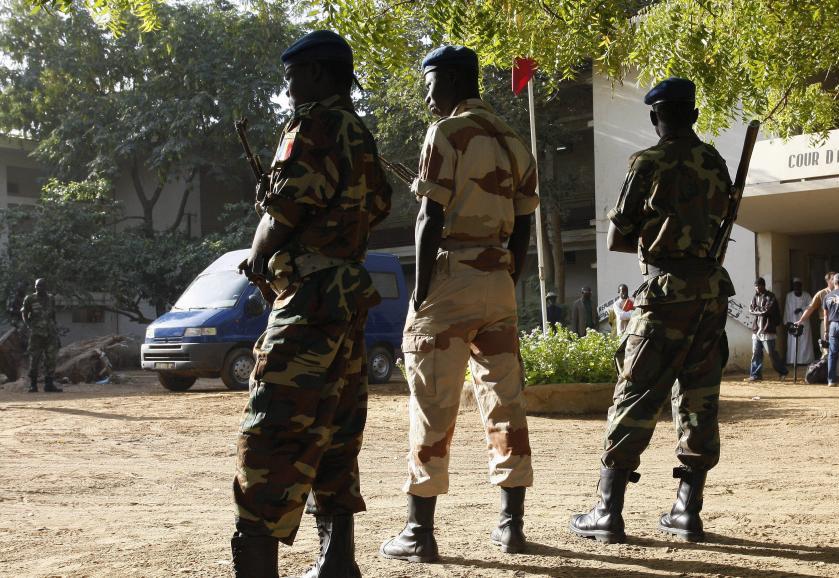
[380,45,538,563]
[21,278,62,393]
[231,30,392,578]
[570,78,735,544]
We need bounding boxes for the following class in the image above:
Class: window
[370,272,399,299]
[72,306,105,323]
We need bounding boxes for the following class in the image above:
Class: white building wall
[592,73,759,369]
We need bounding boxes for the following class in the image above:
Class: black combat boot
[28,376,38,393]
[231,532,280,578]
[44,376,62,393]
[379,494,440,563]
[491,486,527,553]
[569,467,640,544]
[300,514,361,578]
[659,466,708,542]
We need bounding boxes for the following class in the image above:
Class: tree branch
[167,167,199,233]
[378,0,416,18]
[762,83,794,123]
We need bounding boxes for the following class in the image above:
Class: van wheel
[158,373,196,391]
[368,346,393,384]
[221,347,254,391]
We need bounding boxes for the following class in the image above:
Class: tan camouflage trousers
[603,296,729,472]
[233,266,376,544]
[402,255,533,497]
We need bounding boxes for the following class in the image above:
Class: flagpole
[527,77,549,334]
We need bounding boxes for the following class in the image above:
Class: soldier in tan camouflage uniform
[21,278,62,393]
[570,78,735,544]
[380,46,538,563]
[231,30,392,578]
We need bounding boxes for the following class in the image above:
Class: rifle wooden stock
[380,155,417,185]
[712,119,760,265]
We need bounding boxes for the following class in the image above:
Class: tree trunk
[539,208,554,289]
[167,167,199,233]
[549,206,566,302]
[130,158,165,235]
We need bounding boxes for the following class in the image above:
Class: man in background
[546,291,563,328]
[821,273,839,387]
[570,286,596,337]
[796,272,836,355]
[784,278,814,365]
[748,277,788,382]
[21,278,62,393]
[611,284,634,336]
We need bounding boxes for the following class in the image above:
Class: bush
[519,326,621,385]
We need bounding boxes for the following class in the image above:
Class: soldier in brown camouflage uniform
[231,30,391,578]
[380,46,538,563]
[570,78,735,544]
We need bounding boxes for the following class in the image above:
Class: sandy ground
[1,370,838,578]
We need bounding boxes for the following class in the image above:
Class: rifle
[234,117,268,205]
[234,117,275,302]
[380,155,417,185]
[711,119,760,265]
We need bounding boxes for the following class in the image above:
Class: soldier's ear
[309,60,324,82]
[690,108,699,125]
[649,110,658,127]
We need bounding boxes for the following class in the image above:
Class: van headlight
[145,327,155,339]
[184,327,217,337]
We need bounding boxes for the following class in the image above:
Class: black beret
[643,77,696,106]
[421,45,479,74]
[281,30,353,66]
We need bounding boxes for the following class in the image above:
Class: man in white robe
[785,278,814,364]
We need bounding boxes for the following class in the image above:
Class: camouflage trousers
[402,253,533,497]
[28,333,58,380]
[603,296,729,472]
[233,265,379,545]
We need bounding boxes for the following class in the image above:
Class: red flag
[512,57,537,95]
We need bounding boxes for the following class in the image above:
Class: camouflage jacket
[412,98,539,272]
[263,94,392,285]
[608,128,735,305]
[22,292,57,337]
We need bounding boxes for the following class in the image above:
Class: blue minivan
[141,250,408,391]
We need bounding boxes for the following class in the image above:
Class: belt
[294,253,357,278]
[440,238,504,250]
[642,258,718,280]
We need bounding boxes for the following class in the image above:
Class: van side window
[370,272,399,299]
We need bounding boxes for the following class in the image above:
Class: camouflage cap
[644,77,696,106]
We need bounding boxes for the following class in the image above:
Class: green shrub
[519,326,621,385]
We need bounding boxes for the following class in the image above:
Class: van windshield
[173,271,250,310]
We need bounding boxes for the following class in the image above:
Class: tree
[26,0,161,35]
[313,0,839,138]
[0,180,257,323]
[0,0,298,233]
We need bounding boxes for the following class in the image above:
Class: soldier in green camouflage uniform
[380,46,538,563]
[570,78,734,544]
[231,31,392,578]
[21,278,62,393]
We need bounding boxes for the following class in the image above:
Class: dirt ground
[1,370,837,578]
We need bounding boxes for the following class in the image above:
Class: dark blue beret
[281,30,353,65]
[643,77,696,106]
[421,45,479,73]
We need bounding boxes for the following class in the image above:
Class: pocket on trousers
[619,318,661,384]
[402,333,436,397]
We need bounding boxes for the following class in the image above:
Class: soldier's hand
[255,174,270,200]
